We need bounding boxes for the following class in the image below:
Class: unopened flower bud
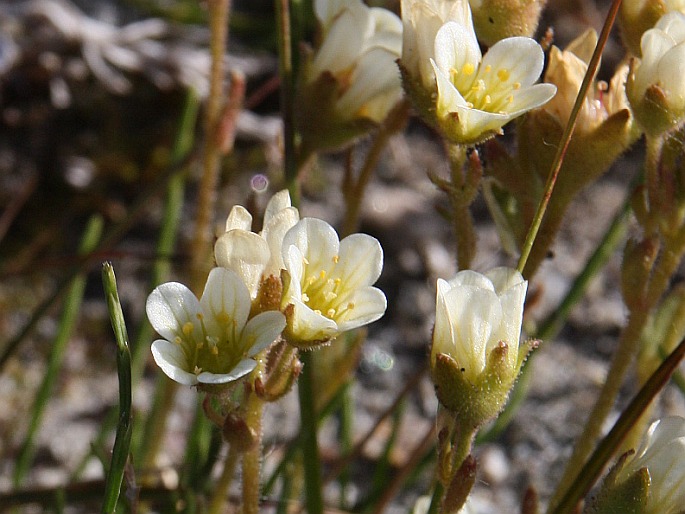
[469,0,547,46]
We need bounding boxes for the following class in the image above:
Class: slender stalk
[549,337,685,514]
[275,0,299,204]
[297,352,325,514]
[548,138,685,511]
[341,100,410,237]
[242,390,266,514]
[207,446,239,514]
[13,216,103,487]
[101,263,133,514]
[189,0,231,292]
[517,0,622,276]
[478,194,631,443]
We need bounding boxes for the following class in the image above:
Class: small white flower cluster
[147,191,387,386]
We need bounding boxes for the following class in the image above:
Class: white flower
[147,268,286,386]
[281,218,387,345]
[214,190,299,299]
[400,0,475,89]
[627,12,685,133]
[431,267,527,383]
[616,416,685,514]
[431,21,556,143]
[543,29,629,134]
[307,0,403,123]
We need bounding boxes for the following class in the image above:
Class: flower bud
[469,0,547,46]
[626,12,685,135]
[430,267,535,428]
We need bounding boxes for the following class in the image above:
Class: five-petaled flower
[430,21,557,144]
[147,267,286,386]
[280,218,387,347]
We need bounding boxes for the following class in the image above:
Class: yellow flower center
[300,255,356,321]
[175,312,244,376]
[450,64,519,114]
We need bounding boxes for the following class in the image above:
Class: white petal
[434,21,481,90]
[478,37,545,88]
[214,230,270,296]
[200,267,251,334]
[432,59,469,116]
[657,41,685,110]
[369,7,403,53]
[289,297,339,341]
[242,310,286,356]
[263,189,293,222]
[335,233,383,289]
[315,0,353,29]
[432,279,456,361]
[447,269,496,290]
[151,339,198,385]
[656,11,685,41]
[508,83,558,116]
[485,267,526,293]
[146,282,202,343]
[283,244,306,288]
[224,205,252,232]
[336,47,402,122]
[197,358,256,384]
[446,285,503,378]
[283,218,340,276]
[336,286,387,332]
[261,206,300,275]
[311,4,369,77]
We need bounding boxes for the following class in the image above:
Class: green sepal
[432,344,517,431]
[295,64,377,153]
[587,466,650,514]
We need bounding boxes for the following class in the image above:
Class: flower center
[175,312,243,376]
[299,254,356,320]
[450,64,519,113]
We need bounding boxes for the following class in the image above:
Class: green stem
[549,204,685,511]
[207,446,239,514]
[242,391,266,514]
[13,216,103,487]
[478,194,631,444]
[298,352,324,514]
[549,337,685,514]
[517,0,621,275]
[341,100,410,237]
[275,0,299,203]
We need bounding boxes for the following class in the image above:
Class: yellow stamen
[182,322,194,336]
[497,69,510,82]
[484,65,492,73]
[507,95,514,104]
[347,302,355,310]
[333,255,340,264]
[484,95,491,104]
[216,311,230,324]
[314,309,322,315]
[327,308,336,318]
[513,82,521,90]
[302,293,310,302]
[174,336,183,345]
[196,342,204,350]
[211,346,219,356]
[319,270,326,280]
[462,63,475,75]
